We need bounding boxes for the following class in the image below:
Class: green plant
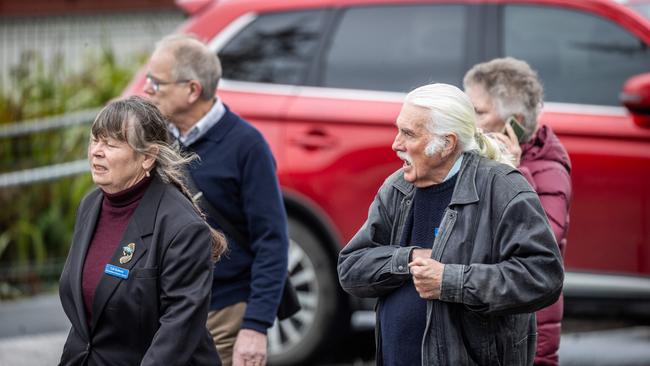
[0,46,146,298]
[0,46,146,124]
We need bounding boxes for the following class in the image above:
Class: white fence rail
[0,108,100,138]
[1,110,97,187]
[0,160,89,188]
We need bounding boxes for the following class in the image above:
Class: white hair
[425,136,447,156]
[405,83,506,163]
[406,83,479,152]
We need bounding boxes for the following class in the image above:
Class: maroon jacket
[519,125,572,366]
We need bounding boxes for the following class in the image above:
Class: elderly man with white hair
[337,83,563,366]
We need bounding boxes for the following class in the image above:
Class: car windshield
[628,4,650,21]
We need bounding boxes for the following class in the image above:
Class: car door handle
[290,130,338,151]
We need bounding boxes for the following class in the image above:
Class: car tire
[267,217,348,365]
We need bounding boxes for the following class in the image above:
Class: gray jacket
[338,152,564,366]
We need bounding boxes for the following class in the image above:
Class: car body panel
[542,105,650,274]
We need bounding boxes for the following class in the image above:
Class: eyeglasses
[145,73,191,93]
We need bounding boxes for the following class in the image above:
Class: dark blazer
[58,175,221,366]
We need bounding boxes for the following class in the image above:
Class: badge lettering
[105,264,129,279]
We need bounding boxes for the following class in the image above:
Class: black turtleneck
[81,175,152,324]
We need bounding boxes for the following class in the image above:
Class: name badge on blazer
[105,264,129,279]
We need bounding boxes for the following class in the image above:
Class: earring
[145,170,150,177]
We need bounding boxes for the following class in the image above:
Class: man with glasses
[143,34,289,366]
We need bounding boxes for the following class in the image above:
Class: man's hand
[232,329,267,366]
[410,248,432,261]
[408,257,445,300]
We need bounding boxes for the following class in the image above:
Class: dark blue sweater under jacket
[379,174,457,366]
[181,105,289,334]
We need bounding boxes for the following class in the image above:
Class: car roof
[209,0,640,7]
[195,0,650,43]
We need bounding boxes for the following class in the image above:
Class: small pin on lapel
[119,243,135,264]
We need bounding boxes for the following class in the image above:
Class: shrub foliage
[0,48,145,298]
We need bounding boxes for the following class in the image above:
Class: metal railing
[0,109,97,188]
[0,160,89,188]
[0,108,100,138]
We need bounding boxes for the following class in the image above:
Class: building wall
[0,9,185,90]
[0,0,177,17]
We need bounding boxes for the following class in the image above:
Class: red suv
[126,0,650,364]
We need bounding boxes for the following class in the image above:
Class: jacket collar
[71,175,166,334]
[449,151,480,205]
[392,172,415,196]
[391,151,480,205]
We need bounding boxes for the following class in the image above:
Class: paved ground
[0,331,66,366]
[559,326,650,366]
[4,328,650,366]
[0,294,69,366]
[2,294,650,365]
[0,294,69,338]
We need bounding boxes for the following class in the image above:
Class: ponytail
[473,130,516,167]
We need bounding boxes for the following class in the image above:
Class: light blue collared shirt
[443,154,463,181]
[169,98,226,147]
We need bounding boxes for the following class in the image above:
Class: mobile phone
[506,116,526,143]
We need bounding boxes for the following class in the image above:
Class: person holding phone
[464,57,572,366]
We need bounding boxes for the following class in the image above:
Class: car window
[218,10,328,85]
[322,5,468,92]
[504,5,650,106]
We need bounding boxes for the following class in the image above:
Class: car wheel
[267,218,346,365]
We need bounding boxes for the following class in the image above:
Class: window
[504,5,650,106]
[322,5,468,92]
[218,10,328,85]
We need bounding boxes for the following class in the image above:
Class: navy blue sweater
[379,174,457,366]
[182,106,289,334]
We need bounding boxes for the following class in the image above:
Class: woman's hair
[463,57,544,143]
[404,83,510,165]
[91,96,226,260]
